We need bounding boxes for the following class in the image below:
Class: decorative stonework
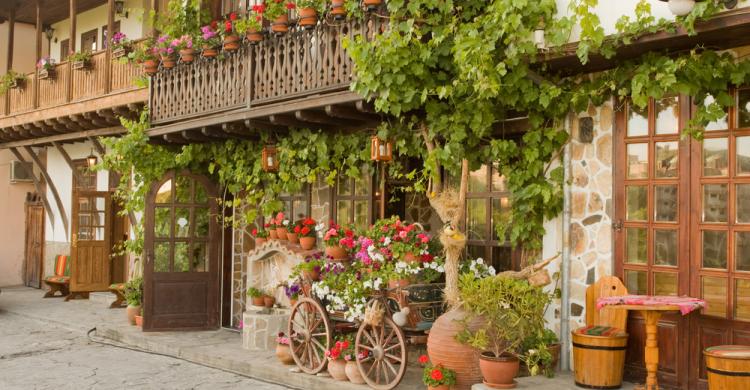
[245,240,310,306]
[243,309,291,351]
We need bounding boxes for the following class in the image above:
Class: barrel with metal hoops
[571,325,628,389]
[704,345,750,390]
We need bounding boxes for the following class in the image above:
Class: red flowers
[251,228,258,236]
[210,20,218,29]
[301,226,311,235]
[224,21,232,33]
[252,4,265,13]
[229,12,237,21]
[418,354,429,364]
[285,1,295,9]
[294,225,302,234]
[430,369,443,381]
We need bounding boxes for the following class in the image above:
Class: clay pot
[179,48,195,64]
[126,305,141,325]
[330,0,346,20]
[255,237,267,247]
[302,269,320,282]
[388,278,411,289]
[276,344,295,365]
[246,29,263,44]
[251,296,265,307]
[327,359,348,381]
[223,34,240,52]
[142,59,159,75]
[325,245,348,261]
[135,315,143,328]
[363,0,383,10]
[479,352,519,388]
[428,386,451,390]
[299,236,316,250]
[269,229,278,240]
[404,252,419,263]
[298,8,318,29]
[272,14,289,35]
[289,298,298,307]
[276,228,288,241]
[286,232,299,244]
[160,54,176,69]
[202,45,218,58]
[427,308,483,390]
[344,360,365,384]
[546,343,561,372]
[263,296,276,308]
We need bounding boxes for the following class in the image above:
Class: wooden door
[81,29,98,52]
[70,191,112,292]
[143,171,220,331]
[23,195,44,288]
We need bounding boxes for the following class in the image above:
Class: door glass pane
[155,207,171,238]
[154,242,170,272]
[739,89,750,128]
[654,230,678,266]
[175,208,190,238]
[654,185,678,222]
[703,138,729,177]
[703,230,728,269]
[336,200,351,226]
[174,242,189,272]
[703,184,728,223]
[175,176,191,203]
[195,208,209,238]
[625,270,647,295]
[655,141,678,178]
[337,178,351,196]
[655,96,679,135]
[293,200,308,221]
[736,232,750,272]
[155,179,172,203]
[738,184,750,224]
[627,104,649,137]
[738,137,750,175]
[492,197,510,242]
[93,226,104,241]
[654,272,678,296]
[626,186,648,221]
[190,242,208,272]
[735,279,750,321]
[491,167,507,192]
[626,228,647,264]
[704,95,728,131]
[702,276,727,318]
[354,168,370,196]
[469,165,488,193]
[627,143,649,179]
[491,246,512,273]
[467,199,487,240]
[353,200,369,230]
[467,245,486,262]
[194,182,208,203]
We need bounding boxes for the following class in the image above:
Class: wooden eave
[0,0,107,25]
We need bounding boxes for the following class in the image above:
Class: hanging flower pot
[223,34,241,52]
[142,59,159,76]
[38,68,56,80]
[160,54,177,69]
[298,8,318,29]
[272,14,289,35]
[302,269,320,282]
[330,0,346,20]
[202,45,219,58]
[299,236,316,250]
[246,28,264,44]
[363,0,383,11]
[179,48,196,64]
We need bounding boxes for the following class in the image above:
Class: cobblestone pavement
[0,310,293,390]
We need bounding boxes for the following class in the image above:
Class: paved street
[0,309,292,390]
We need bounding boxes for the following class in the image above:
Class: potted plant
[287,220,301,244]
[222,12,241,52]
[325,336,351,381]
[123,277,143,326]
[36,57,55,80]
[135,307,144,328]
[247,287,265,307]
[252,226,269,246]
[456,274,550,388]
[172,35,195,64]
[274,212,290,240]
[235,6,265,44]
[521,329,560,377]
[284,281,301,306]
[154,35,177,69]
[263,290,276,308]
[323,223,355,261]
[343,341,367,384]
[264,0,295,35]
[298,217,317,250]
[294,253,324,282]
[296,0,323,29]
[126,38,160,75]
[419,355,457,390]
[363,0,383,11]
[110,31,131,59]
[69,51,93,70]
[275,332,295,364]
[330,0,347,20]
[198,23,222,58]
[266,220,278,240]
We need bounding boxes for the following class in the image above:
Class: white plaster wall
[0,22,46,76]
[0,149,36,287]
[49,0,149,62]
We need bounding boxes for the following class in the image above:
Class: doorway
[24,193,44,288]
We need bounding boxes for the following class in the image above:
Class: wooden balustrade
[8,74,35,114]
[38,62,70,109]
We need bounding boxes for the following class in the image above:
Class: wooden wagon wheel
[355,315,408,390]
[288,297,332,374]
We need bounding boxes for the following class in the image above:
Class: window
[72,159,97,192]
[334,166,373,230]
[101,21,121,49]
[60,39,69,61]
[81,29,98,52]
[279,186,311,222]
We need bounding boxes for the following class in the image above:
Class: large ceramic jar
[426,308,482,390]
[327,359,348,381]
[344,360,365,384]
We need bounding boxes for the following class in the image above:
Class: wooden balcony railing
[151,17,383,124]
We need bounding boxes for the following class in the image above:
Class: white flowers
[382,237,391,246]
[282,219,290,226]
[463,257,496,278]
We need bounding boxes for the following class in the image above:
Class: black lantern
[114,0,128,18]
[262,145,279,172]
[370,135,392,162]
[86,149,98,168]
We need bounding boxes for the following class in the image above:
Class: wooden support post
[88,136,106,156]
[5,4,15,115]
[34,0,42,109]
[149,0,158,37]
[104,0,114,94]
[9,147,56,234]
[67,0,76,102]
[23,146,69,238]
[51,141,85,186]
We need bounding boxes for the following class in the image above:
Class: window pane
[738,136,750,175]
[703,138,729,177]
[702,276,727,318]
[655,141,678,178]
[627,104,649,137]
[467,245,486,262]
[175,176,191,203]
[736,232,750,272]
[154,242,170,272]
[354,167,370,196]
[655,96,679,135]
[190,242,208,272]
[195,208,209,238]
[337,178,351,196]
[174,242,189,272]
[735,279,750,321]
[155,179,172,204]
[467,199,487,241]
[626,186,648,221]
[336,200,351,226]
[492,197,510,242]
[627,143,649,179]
[491,166,507,192]
[704,95,728,131]
[293,199,308,221]
[738,184,750,224]
[491,246,513,273]
[703,230,728,269]
[739,89,750,128]
[654,185,678,222]
[625,270,647,295]
[354,200,369,230]
[469,165,489,193]
[626,228,647,264]
[654,230,678,266]
[155,207,171,238]
[654,272,678,296]
[194,182,208,203]
[175,208,190,238]
[703,184,728,223]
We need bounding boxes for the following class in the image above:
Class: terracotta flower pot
[276,228,288,241]
[272,14,289,34]
[330,0,346,20]
[255,237,267,247]
[143,59,159,76]
[298,8,318,29]
[276,344,295,365]
[327,359,348,381]
[363,0,383,10]
[269,229,278,239]
[286,232,299,244]
[388,278,411,289]
[302,269,320,282]
[299,236,316,250]
[289,298,298,307]
[427,308,483,390]
[223,34,240,52]
[202,45,218,58]
[135,315,143,328]
[428,386,450,390]
[345,360,365,384]
[479,352,519,388]
[325,245,348,261]
[246,29,263,44]
[179,48,195,64]
[126,305,141,325]
[404,252,419,263]
[251,296,265,307]
[160,54,176,69]
[263,295,276,308]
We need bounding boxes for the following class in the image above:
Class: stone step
[89,292,114,306]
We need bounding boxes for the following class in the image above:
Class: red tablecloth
[596,295,706,315]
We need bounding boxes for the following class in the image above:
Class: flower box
[72,59,91,71]
[38,68,56,80]
[10,77,26,89]
[112,47,130,59]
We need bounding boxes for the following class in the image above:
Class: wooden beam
[269,114,315,129]
[9,147,56,233]
[355,101,377,114]
[325,104,380,122]
[163,133,188,144]
[0,126,124,148]
[104,0,114,94]
[180,130,213,142]
[23,145,69,238]
[52,141,85,186]
[83,112,111,128]
[201,127,230,139]
[294,110,340,126]
[243,119,285,133]
[88,136,106,155]
[149,0,158,37]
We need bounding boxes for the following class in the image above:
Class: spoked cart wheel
[288,297,332,374]
[355,315,408,390]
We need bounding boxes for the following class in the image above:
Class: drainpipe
[560,114,573,371]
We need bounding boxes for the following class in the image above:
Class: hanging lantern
[262,145,279,172]
[370,136,392,162]
[86,149,98,168]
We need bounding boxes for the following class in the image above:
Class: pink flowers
[275,332,290,345]
[201,25,217,40]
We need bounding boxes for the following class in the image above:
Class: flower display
[198,24,222,48]
[36,57,54,70]
[325,336,353,361]
[293,217,317,237]
[418,355,457,387]
[251,227,269,238]
[171,35,193,51]
[284,280,301,300]
[110,31,130,51]
[263,0,296,21]
[275,332,290,345]
[323,222,355,248]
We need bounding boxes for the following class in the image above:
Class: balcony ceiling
[0,0,107,25]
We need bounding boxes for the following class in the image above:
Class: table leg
[642,310,662,390]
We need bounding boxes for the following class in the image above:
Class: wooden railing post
[104,0,114,94]
[5,5,15,114]
[67,0,76,102]
[33,0,42,109]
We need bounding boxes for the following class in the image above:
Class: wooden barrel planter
[704,345,750,390]
[571,326,628,389]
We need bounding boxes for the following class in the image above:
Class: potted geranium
[275,332,295,365]
[298,217,317,250]
[127,38,160,75]
[284,281,301,306]
[264,0,295,35]
[330,0,346,20]
[110,31,131,59]
[287,220,301,244]
[343,346,367,384]
[363,0,383,11]
[198,23,222,58]
[419,355,457,390]
[36,57,55,80]
[323,223,355,261]
[222,12,241,52]
[154,35,177,69]
[172,35,195,64]
[274,212,290,240]
[296,0,324,29]
[69,51,93,70]
[263,289,276,308]
[123,277,143,326]
[456,274,550,388]
[325,336,351,381]
[294,253,324,282]
[252,226,269,246]
[235,8,264,45]
[247,287,265,307]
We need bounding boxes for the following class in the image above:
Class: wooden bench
[43,255,70,298]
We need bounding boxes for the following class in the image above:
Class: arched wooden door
[143,171,220,331]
